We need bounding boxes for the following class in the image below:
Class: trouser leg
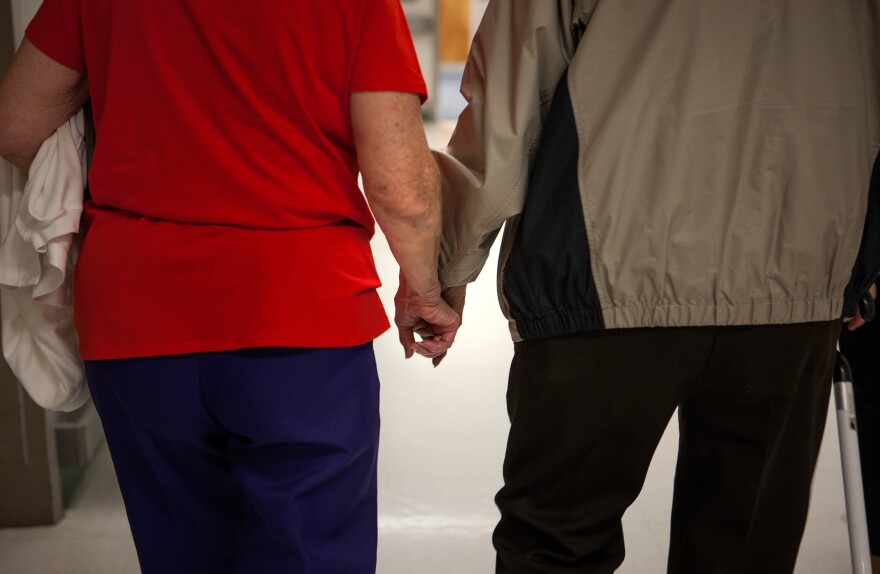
[86,344,381,574]
[85,356,241,574]
[494,328,715,574]
[202,345,381,574]
[667,321,840,574]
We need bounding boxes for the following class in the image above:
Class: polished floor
[0,123,857,573]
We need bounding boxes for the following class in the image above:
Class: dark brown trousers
[494,321,841,574]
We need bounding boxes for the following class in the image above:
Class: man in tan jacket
[436,1,880,572]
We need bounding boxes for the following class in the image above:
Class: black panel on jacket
[843,150,880,318]
[503,71,604,340]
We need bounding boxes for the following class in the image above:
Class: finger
[411,344,439,359]
[415,327,436,339]
[846,306,866,331]
[847,315,866,331]
[432,351,448,367]
[418,303,462,332]
[415,337,453,355]
[398,327,416,359]
[421,325,458,348]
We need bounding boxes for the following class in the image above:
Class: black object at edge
[833,351,854,385]
[859,295,876,323]
[842,150,880,318]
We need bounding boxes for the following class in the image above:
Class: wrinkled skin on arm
[0,39,88,172]
[351,91,460,365]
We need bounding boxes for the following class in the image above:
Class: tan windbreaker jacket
[435,0,880,341]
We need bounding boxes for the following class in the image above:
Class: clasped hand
[394,276,467,366]
[844,283,877,331]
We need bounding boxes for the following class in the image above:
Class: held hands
[441,285,467,323]
[394,275,465,367]
[844,283,877,331]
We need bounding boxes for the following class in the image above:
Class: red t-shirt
[26,0,427,360]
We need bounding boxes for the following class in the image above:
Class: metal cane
[834,295,875,574]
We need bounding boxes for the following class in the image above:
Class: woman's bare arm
[0,39,87,172]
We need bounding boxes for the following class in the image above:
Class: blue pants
[85,345,381,574]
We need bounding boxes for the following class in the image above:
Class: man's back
[438,0,880,339]
[563,0,878,330]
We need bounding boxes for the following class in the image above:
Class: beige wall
[401,0,438,118]
[10,0,41,48]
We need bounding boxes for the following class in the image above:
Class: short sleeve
[350,0,428,103]
[25,0,86,74]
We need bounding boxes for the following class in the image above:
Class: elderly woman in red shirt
[0,1,458,572]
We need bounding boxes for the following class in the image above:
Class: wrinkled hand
[844,283,877,331]
[442,285,467,318]
[395,275,461,366]
[426,285,468,366]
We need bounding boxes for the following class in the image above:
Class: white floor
[0,123,856,573]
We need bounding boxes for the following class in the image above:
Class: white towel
[0,111,88,412]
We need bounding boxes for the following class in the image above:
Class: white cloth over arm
[0,110,87,412]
